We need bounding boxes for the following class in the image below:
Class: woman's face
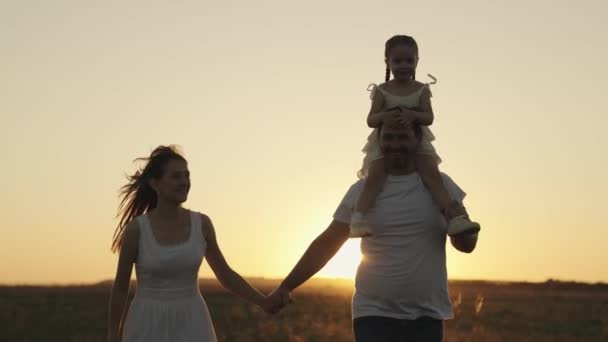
[151,158,191,204]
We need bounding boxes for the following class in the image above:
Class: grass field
[1,279,607,341]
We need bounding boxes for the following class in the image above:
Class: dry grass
[1,279,606,341]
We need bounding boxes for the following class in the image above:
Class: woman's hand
[262,285,293,314]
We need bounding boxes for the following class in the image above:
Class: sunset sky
[1,0,607,285]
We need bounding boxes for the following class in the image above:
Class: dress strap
[136,215,152,248]
[190,211,204,243]
[367,83,380,100]
[423,74,437,97]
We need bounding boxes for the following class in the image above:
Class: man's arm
[450,232,478,253]
[280,220,350,291]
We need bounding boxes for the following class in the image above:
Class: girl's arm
[399,86,434,126]
[367,86,399,128]
[107,221,139,341]
[202,214,267,309]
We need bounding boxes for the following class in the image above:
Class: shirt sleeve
[440,173,467,204]
[332,181,363,224]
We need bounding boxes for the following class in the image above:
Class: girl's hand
[381,108,402,124]
[395,107,417,127]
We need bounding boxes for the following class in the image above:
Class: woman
[107,145,273,342]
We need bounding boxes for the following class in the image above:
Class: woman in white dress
[107,145,274,342]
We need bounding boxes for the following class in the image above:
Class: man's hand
[264,220,349,314]
[263,284,293,314]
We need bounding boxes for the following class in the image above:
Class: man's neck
[386,162,416,176]
[387,168,416,176]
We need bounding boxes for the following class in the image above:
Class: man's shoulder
[439,172,460,188]
[351,178,365,188]
[338,179,365,204]
[348,178,365,194]
[333,179,365,222]
[439,172,467,202]
[439,172,454,184]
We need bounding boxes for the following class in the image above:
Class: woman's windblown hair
[111,145,186,253]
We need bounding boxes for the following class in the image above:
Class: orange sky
[1,0,607,284]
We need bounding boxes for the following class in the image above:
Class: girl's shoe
[447,215,480,236]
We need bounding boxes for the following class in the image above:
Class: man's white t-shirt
[333,172,466,320]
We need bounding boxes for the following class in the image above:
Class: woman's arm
[107,221,139,341]
[202,214,267,309]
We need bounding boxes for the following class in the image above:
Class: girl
[107,146,274,342]
[350,35,480,238]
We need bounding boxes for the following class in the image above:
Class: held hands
[261,284,293,314]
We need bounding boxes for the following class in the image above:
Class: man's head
[378,119,423,173]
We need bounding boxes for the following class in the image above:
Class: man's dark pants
[353,316,443,342]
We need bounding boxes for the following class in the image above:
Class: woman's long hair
[111,145,187,253]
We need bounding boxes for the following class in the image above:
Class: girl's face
[386,44,418,81]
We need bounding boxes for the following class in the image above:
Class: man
[267,119,479,341]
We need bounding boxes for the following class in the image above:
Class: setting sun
[320,239,363,279]
[2,1,607,341]
[1,0,606,288]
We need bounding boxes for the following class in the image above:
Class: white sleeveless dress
[122,210,218,342]
[358,83,441,178]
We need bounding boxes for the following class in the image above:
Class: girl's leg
[355,158,387,214]
[415,154,452,213]
[415,154,480,235]
[350,158,386,237]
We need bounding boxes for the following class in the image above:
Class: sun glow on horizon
[319,239,362,279]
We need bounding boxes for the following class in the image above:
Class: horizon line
[2,276,607,287]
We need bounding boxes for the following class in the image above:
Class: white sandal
[447,215,481,236]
